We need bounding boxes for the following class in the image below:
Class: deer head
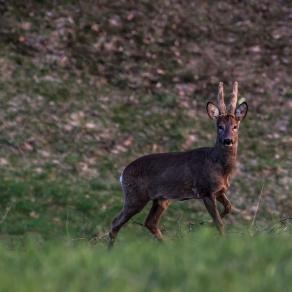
[206,82,248,148]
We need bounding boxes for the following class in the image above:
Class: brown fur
[108,83,248,246]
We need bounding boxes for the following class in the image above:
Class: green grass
[0,2,292,291]
[1,173,291,292]
[0,231,292,292]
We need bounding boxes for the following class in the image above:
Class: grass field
[0,1,292,291]
[1,230,292,292]
[1,170,291,292]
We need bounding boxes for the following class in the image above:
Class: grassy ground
[0,1,292,291]
[1,230,292,292]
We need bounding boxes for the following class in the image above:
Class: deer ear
[235,102,248,121]
[206,102,219,119]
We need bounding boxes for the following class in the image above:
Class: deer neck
[212,140,238,174]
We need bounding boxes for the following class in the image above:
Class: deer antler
[229,81,238,114]
[217,82,226,115]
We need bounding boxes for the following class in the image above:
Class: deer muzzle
[223,138,233,147]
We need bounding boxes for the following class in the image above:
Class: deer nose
[223,138,233,146]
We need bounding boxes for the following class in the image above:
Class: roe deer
[109,82,248,245]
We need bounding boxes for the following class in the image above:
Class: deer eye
[233,125,238,130]
[218,125,224,131]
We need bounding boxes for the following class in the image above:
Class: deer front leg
[217,193,232,218]
[203,195,224,235]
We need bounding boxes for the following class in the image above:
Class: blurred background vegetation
[0,1,292,290]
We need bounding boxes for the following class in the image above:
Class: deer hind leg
[217,193,232,218]
[144,199,170,240]
[109,198,148,248]
[203,196,224,235]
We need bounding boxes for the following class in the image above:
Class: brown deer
[109,82,248,245]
